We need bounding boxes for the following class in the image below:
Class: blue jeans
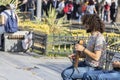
[83,70,120,80]
[98,71,120,80]
[28,8,34,20]
[83,70,104,80]
[61,61,96,80]
[103,11,108,22]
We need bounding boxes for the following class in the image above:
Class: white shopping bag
[22,31,33,50]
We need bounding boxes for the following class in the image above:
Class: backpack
[63,3,73,14]
[4,11,18,33]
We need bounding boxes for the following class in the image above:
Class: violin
[74,40,85,68]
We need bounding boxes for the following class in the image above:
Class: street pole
[37,0,42,21]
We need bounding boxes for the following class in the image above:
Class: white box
[4,31,29,52]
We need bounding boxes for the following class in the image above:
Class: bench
[3,31,29,52]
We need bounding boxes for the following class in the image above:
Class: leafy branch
[108,23,120,48]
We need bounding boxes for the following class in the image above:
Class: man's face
[86,29,92,33]
[84,24,92,33]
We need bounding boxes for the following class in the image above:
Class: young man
[0,4,18,49]
[61,14,106,80]
[0,5,6,49]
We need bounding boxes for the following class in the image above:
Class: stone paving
[0,51,71,80]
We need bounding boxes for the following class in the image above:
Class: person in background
[103,1,110,23]
[53,0,60,9]
[110,0,118,23]
[86,0,97,14]
[18,0,28,12]
[42,0,49,16]
[26,0,35,20]
[77,2,87,23]
[61,14,106,80]
[1,4,19,26]
[0,5,7,49]
[0,4,18,49]
[65,0,74,20]
[81,2,88,15]
[56,0,65,18]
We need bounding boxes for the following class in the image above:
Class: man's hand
[68,54,75,60]
[75,44,85,52]
[112,61,120,68]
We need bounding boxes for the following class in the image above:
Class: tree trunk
[116,8,120,22]
[116,0,120,22]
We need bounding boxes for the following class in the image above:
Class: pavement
[0,51,71,80]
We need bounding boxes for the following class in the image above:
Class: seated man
[83,60,120,80]
[61,14,106,80]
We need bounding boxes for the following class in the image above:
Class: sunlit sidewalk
[0,51,71,80]
[0,53,43,80]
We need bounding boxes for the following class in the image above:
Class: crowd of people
[18,0,118,23]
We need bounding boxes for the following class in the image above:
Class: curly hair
[81,14,105,33]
